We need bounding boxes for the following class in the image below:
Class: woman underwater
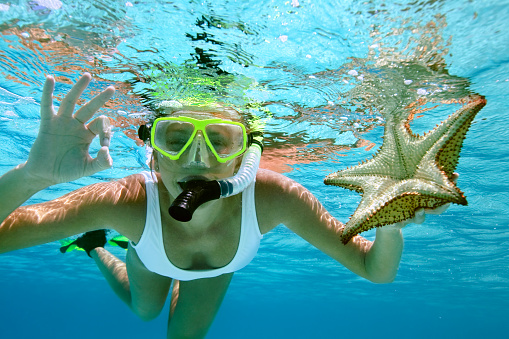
[0,73,449,338]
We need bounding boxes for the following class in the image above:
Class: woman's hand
[23,73,115,187]
[390,173,459,230]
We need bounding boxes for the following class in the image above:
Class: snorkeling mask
[138,115,263,222]
[150,116,248,167]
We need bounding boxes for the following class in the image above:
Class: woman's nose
[183,132,211,168]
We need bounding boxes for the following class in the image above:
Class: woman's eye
[209,136,230,152]
[166,134,189,151]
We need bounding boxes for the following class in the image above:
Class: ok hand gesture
[24,73,115,187]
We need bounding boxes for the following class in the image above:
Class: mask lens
[153,120,195,155]
[205,123,245,158]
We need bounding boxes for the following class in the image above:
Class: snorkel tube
[168,138,263,222]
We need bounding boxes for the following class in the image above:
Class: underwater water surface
[0,0,508,338]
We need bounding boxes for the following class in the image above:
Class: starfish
[324,95,486,244]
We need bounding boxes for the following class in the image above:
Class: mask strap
[138,124,151,142]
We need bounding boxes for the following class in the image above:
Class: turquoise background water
[1,0,508,338]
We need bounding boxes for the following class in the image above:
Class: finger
[413,208,426,224]
[89,146,113,173]
[57,73,92,118]
[74,86,115,124]
[425,203,450,215]
[451,172,459,184]
[87,116,112,147]
[40,75,55,120]
[391,221,406,230]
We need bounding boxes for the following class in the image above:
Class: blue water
[1,0,509,338]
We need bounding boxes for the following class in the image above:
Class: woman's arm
[256,169,437,283]
[0,164,47,224]
[0,74,122,253]
[0,174,146,254]
[0,74,114,221]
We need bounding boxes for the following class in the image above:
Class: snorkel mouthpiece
[168,142,263,222]
[169,180,221,222]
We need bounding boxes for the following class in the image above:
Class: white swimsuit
[131,171,262,281]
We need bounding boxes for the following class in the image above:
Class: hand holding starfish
[325,96,486,243]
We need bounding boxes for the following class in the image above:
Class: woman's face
[154,110,244,198]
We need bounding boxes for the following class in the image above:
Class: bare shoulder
[255,168,310,200]
[111,173,147,198]
[256,168,285,188]
[254,169,314,234]
[255,168,294,204]
[98,173,147,238]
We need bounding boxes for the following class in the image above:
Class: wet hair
[140,100,257,139]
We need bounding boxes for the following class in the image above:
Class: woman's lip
[177,175,211,185]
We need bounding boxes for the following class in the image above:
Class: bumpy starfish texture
[324,95,486,244]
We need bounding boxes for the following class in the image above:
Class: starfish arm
[434,96,485,174]
[331,173,467,244]
[342,191,455,244]
[324,146,407,179]
[324,173,387,193]
[408,95,486,175]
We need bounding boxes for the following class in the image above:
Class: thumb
[89,146,113,174]
[413,208,426,224]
